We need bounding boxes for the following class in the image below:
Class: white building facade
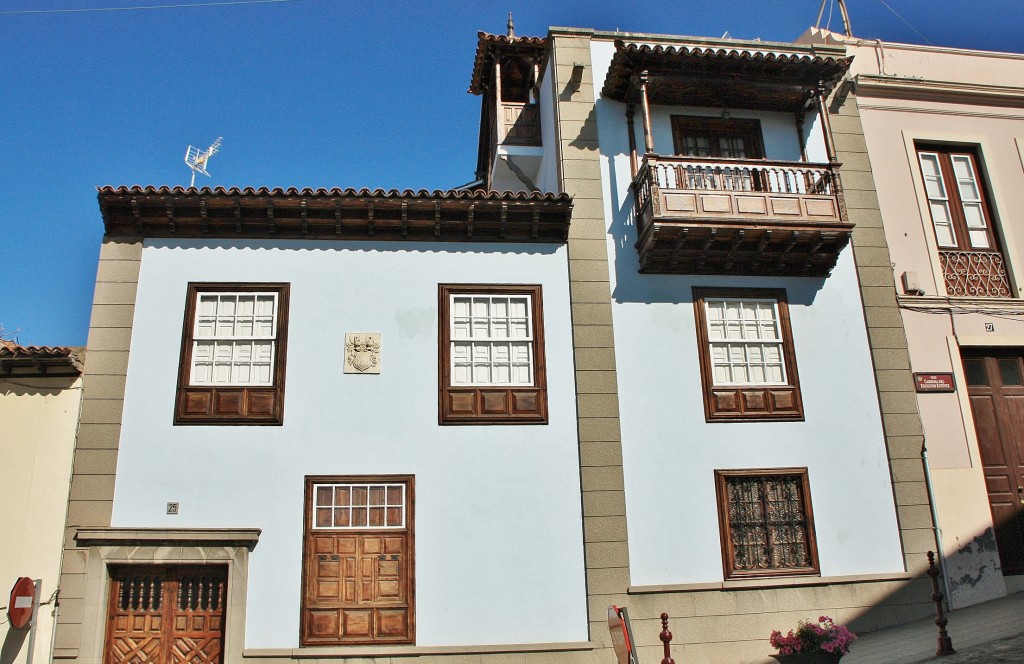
[54,25,958,664]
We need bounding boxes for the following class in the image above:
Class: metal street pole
[24,579,41,664]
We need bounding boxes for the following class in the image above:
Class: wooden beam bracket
[131,197,141,233]
[164,196,175,234]
[200,199,209,234]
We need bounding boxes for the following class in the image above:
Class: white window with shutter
[449,294,534,387]
[704,298,787,386]
[190,292,278,386]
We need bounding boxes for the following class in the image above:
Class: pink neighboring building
[801,28,1024,608]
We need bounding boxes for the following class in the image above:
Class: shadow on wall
[0,628,27,664]
[145,238,564,258]
[1,378,80,398]
[944,521,1013,609]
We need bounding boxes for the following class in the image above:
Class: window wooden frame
[672,116,766,159]
[916,144,1000,253]
[301,475,415,646]
[714,468,819,580]
[174,282,289,425]
[438,284,548,425]
[693,288,803,421]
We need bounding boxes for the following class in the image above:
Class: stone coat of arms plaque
[344,333,381,374]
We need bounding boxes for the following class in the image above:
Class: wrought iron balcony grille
[939,250,1012,298]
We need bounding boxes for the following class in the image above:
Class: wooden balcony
[632,155,853,276]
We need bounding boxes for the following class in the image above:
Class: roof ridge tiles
[96,185,571,202]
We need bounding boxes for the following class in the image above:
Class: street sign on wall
[914,373,956,393]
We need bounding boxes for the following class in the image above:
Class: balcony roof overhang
[468,32,548,95]
[601,40,852,112]
[97,186,573,243]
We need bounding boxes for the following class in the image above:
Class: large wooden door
[105,566,226,664]
[963,349,1024,575]
[301,477,414,645]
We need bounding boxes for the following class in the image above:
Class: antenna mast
[815,0,854,37]
[184,137,222,187]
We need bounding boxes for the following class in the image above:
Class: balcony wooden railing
[631,155,852,276]
[939,250,1012,297]
[500,102,541,146]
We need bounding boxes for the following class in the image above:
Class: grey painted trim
[549,29,632,646]
[55,237,142,659]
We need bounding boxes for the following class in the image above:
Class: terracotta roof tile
[614,40,852,66]
[96,185,569,202]
[0,344,83,377]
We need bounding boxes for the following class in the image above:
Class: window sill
[628,571,915,594]
[243,641,597,658]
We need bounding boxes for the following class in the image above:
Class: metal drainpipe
[922,439,953,608]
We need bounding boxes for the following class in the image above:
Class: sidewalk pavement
[843,590,1024,663]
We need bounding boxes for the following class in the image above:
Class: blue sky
[2,0,1023,346]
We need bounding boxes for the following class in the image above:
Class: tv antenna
[815,0,853,37]
[184,137,222,187]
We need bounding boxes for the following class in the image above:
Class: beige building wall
[0,367,83,664]
[800,28,1024,607]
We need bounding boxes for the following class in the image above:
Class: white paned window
[918,152,957,248]
[950,154,990,249]
[190,292,278,386]
[450,294,534,386]
[312,483,406,529]
[705,298,786,386]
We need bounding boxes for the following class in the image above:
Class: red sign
[914,373,956,393]
[8,577,35,629]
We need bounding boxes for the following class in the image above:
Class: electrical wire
[0,0,298,15]
[872,0,933,45]
[899,303,1024,322]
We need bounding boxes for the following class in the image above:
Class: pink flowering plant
[770,616,857,656]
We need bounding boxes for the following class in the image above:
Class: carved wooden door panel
[301,478,414,645]
[106,566,226,664]
[963,350,1024,575]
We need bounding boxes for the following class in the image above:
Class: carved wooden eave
[468,32,548,95]
[97,186,573,243]
[637,221,853,277]
[602,40,852,111]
